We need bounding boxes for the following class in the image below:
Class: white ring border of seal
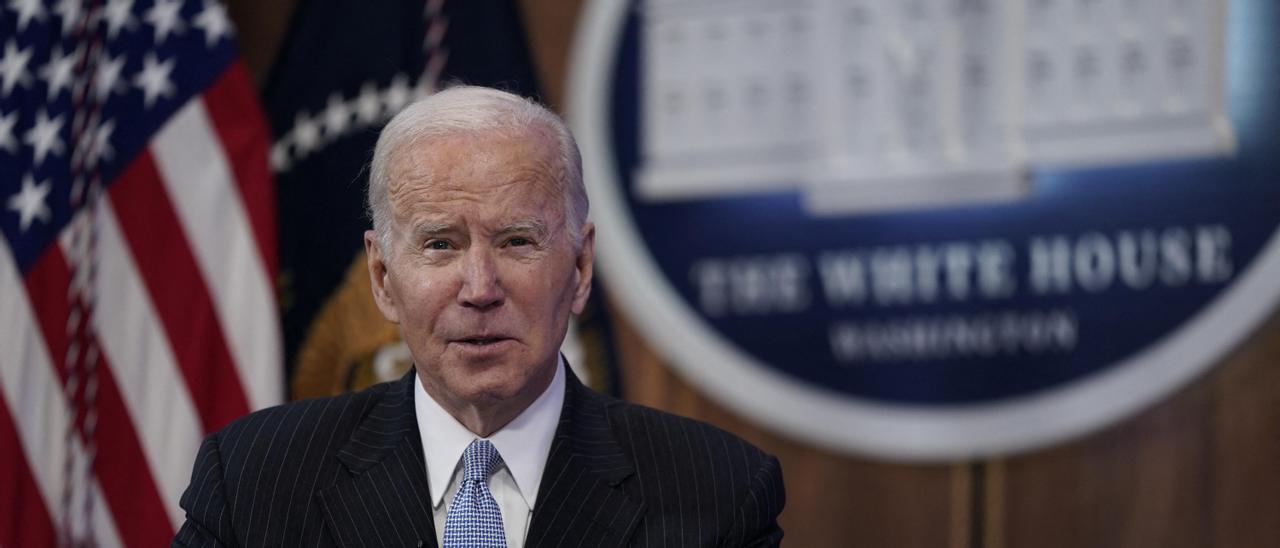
[566,0,1280,460]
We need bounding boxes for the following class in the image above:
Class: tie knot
[462,439,502,484]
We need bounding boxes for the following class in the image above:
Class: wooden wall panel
[994,311,1280,548]
[995,379,1213,548]
[610,305,962,548]
[1210,312,1280,547]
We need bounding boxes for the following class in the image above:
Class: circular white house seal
[568,0,1280,460]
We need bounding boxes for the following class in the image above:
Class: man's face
[365,130,593,416]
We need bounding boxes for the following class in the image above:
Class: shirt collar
[414,356,566,511]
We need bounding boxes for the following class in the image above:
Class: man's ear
[365,230,400,323]
[570,223,595,315]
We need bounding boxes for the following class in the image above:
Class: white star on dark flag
[6,174,52,232]
[102,0,137,39]
[94,53,127,100]
[322,93,351,138]
[6,0,46,32]
[383,75,411,115]
[134,53,176,108]
[291,110,321,155]
[193,1,233,48]
[53,0,82,36]
[87,118,116,167]
[354,82,383,125]
[0,40,33,96]
[144,0,186,44]
[39,45,78,101]
[23,109,65,166]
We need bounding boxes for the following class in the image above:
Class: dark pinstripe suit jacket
[173,366,785,547]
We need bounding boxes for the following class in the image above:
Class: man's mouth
[458,337,507,346]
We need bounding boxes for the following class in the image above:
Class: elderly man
[174,86,785,547]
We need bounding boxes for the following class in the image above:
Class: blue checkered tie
[443,439,508,547]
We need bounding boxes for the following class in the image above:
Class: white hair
[367,85,587,251]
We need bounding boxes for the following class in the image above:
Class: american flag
[0,0,282,545]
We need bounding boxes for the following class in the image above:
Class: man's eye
[507,237,531,247]
[426,240,452,250]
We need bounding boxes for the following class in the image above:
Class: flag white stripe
[150,99,282,411]
[0,246,69,528]
[0,247,125,548]
[89,481,125,548]
[90,199,204,529]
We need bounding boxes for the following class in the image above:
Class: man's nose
[457,247,504,310]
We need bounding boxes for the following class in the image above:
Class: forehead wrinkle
[385,131,571,234]
[384,139,435,197]
[447,129,564,199]
[408,220,453,239]
[496,218,550,239]
[391,151,554,198]
[403,210,557,243]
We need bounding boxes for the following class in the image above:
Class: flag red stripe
[24,247,176,547]
[202,62,280,280]
[0,384,58,548]
[108,152,252,433]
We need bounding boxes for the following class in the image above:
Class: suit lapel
[318,371,438,548]
[526,368,644,548]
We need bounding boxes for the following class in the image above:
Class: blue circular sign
[570,0,1280,459]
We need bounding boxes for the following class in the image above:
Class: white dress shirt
[414,358,565,548]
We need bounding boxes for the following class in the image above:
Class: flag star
[0,40,34,96]
[269,140,291,172]
[54,0,82,35]
[291,111,321,155]
[0,109,17,153]
[7,174,52,233]
[102,0,137,39]
[322,93,352,139]
[144,0,186,44]
[94,53,126,100]
[193,1,233,48]
[354,82,383,125]
[133,53,175,108]
[39,45,78,101]
[383,75,411,115]
[6,0,46,32]
[24,109,65,166]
